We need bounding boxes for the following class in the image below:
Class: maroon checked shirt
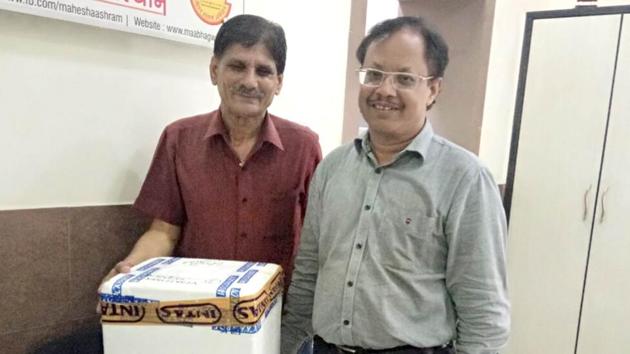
[134,110,322,286]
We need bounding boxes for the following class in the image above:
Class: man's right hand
[96,219,181,314]
[98,219,181,290]
[101,259,135,285]
[96,260,136,314]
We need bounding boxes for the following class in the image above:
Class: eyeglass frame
[356,67,434,90]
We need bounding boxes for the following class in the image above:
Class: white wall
[0,0,352,210]
[243,1,351,156]
[480,0,630,183]
[0,10,215,210]
[366,0,400,35]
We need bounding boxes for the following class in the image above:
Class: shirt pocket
[377,209,447,273]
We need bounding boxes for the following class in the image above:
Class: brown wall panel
[0,205,149,354]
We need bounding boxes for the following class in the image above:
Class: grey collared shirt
[281,122,510,354]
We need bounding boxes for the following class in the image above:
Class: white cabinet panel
[577,17,630,353]
[505,15,621,354]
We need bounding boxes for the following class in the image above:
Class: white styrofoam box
[98,257,283,354]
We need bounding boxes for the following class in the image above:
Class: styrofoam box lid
[99,257,282,303]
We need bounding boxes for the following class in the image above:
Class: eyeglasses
[357,68,433,90]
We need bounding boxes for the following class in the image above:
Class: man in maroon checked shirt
[101,14,321,289]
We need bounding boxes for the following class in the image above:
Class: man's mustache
[232,86,264,98]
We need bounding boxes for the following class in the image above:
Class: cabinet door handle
[583,184,593,221]
[599,187,609,224]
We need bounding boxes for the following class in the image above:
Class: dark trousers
[313,335,455,354]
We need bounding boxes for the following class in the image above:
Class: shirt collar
[204,109,285,151]
[354,119,434,160]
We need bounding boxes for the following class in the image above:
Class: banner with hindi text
[0,0,245,47]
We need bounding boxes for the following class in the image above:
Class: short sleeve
[133,127,185,225]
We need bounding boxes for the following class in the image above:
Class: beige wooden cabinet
[504,6,630,354]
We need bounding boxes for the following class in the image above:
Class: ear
[209,56,219,85]
[426,77,443,107]
[275,74,284,95]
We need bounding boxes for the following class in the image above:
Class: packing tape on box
[100,270,283,327]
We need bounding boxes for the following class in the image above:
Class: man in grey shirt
[281,16,509,354]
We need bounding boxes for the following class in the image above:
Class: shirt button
[375,168,382,174]
[343,320,350,326]
[356,243,362,250]
[347,281,353,287]
[364,205,371,211]
[242,197,248,203]
[240,232,247,238]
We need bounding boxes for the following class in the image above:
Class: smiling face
[210,42,283,121]
[358,29,442,142]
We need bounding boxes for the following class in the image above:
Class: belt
[313,335,454,354]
